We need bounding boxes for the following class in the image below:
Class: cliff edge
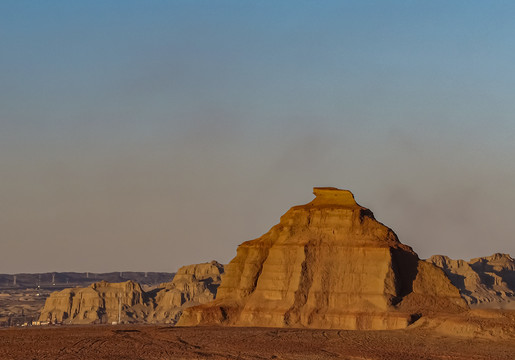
[39,261,223,324]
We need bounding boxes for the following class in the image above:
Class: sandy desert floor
[1,325,514,360]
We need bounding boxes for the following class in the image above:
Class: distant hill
[0,272,174,290]
[427,253,515,309]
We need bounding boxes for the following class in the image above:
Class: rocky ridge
[0,272,173,290]
[178,187,467,330]
[148,260,224,323]
[427,253,515,309]
[39,261,223,324]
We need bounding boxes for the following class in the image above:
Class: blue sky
[1,1,515,272]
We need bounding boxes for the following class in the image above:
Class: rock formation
[39,280,148,324]
[148,261,224,323]
[428,253,515,309]
[178,187,467,330]
[39,261,224,324]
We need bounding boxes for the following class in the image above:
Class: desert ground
[0,289,50,327]
[1,324,514,360]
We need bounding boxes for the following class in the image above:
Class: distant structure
[118,294,122,324]
[13,275,16,286]
[52,273,55,285]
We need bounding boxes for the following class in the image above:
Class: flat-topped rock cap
[311,187,359,207]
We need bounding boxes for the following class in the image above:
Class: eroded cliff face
[428,253,515,309]
[39,280,148,324]
[39,261,224,324]
[178,187,467,330]
[149,261,224,323]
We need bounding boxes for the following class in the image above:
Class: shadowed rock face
[178,187,467,330]
[39,261,224,324]
[428,253,515,309]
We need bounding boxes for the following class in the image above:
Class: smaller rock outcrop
[427,253,515,309]
[149,261,224,323]
[38,261,224,324]
[39,280,148,324]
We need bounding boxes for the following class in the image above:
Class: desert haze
[1,188,514,359]
[3,2,515,358]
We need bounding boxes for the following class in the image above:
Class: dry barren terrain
[1,324,514,360]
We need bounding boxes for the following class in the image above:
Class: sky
[1,1,515,273]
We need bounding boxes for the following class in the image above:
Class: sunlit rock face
[178,187,467,330]
[149,261,224,323]
[39,261,224,324]
[428,253,515,309]
[39,280,148,324]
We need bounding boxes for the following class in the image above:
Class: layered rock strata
[178,187,467,330]
[39,280,148,324]
[39,261,223,324]
[149,261,224,323]
[428,253,515,309]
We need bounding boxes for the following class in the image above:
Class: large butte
[178,187,467,330]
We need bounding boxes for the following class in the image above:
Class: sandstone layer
[39,280,148,324]
[39,261,223,324]
[148,260,224,323]
[178,187,467,330]
[428,253,515,309]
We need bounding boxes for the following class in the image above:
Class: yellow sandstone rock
[178,187,467,329]
[148,261,224,323]
[39,261,223,324]
[39,280,148,324]
[428,253,515,309]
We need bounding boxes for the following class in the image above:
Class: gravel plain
[1,324,514,360]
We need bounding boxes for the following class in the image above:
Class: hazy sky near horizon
[1,1,515,273]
